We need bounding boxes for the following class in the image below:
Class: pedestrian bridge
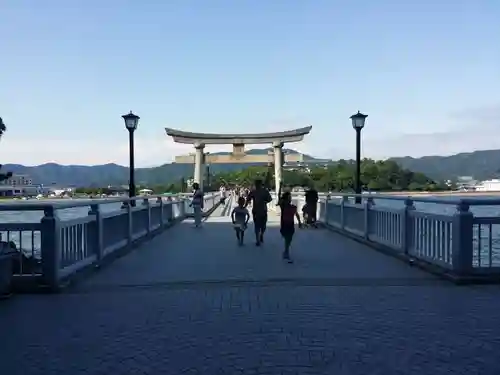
[1,193,500,374]
[73,201,436,289]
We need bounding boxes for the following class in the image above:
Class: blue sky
[0,0,499,166]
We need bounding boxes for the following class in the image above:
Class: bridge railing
[290,192,500,281]
[0,192,220,291]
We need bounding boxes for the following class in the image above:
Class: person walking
[278,184,302,263]
[245,179,272,246]
[304,185,319,227]
[219,185,227,204]
[190,182,204,228]
[231,197,250,245]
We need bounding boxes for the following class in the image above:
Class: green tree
[208,159,439,192]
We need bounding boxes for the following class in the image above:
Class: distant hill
[6,148,500,187]
[4,148,321,187]
[389,149,500,181]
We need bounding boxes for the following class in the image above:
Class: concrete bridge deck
[1,203,500,374]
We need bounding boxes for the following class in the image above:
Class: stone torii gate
[165,126,312,190]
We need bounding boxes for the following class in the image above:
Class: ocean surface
[331,194,500,266]
[359,194,500,217]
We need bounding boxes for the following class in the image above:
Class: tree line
[74,159,452,195]
[211,159,450,192]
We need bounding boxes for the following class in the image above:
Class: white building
[138,188,153,196]
[48,187,74,197]
[475,179,500,192]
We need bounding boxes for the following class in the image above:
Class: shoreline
[381,191,500,197]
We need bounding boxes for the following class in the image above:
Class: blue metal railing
[0,193,220,291]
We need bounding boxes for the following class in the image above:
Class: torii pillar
[273,141,284,190]
[193,143,205,189]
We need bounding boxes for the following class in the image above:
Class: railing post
[324,194,331,223]
[40,206,61,291]
[340,196,348,230]
[127,201,133,245]
[157,197,164,228]
[452,201,474,277]
[364,197,374,240]
[88,204,103,262]
[401,198,415,255]
[180,199,186,218]
[143,198,151,234]
[165,202,174,223]
[204,196,208,213]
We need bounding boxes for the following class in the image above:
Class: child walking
[278,186,302,263]
[231,197,250,245]
[301,203,310,228]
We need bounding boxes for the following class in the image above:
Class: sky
[0,0,499,167]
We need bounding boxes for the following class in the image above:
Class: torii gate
[165,126,312,190]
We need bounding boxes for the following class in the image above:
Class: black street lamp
[122,111,140,205]
[350,111,368,204]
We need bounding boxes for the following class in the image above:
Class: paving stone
[1,209,499,374]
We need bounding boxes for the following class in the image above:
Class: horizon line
[2,146,499,168]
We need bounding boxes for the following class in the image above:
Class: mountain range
[4,148,500,187]
[3,148,315,187]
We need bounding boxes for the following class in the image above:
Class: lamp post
[122,111,140,206]
[350,111,368,204]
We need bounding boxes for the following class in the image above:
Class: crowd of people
[191,180,319,263]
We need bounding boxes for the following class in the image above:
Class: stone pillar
[194,143,205,189]
[273,141,283,191]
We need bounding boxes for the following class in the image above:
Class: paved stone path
[1,202,500,374]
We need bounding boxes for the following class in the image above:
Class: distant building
[283,160,332,173]
[50,189,68,197]
[104,185,128,195]
[0,174,33,186]
[0,174,43,197]
[476,179,500,192]
[456,176,478,191]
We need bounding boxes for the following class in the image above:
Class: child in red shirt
[278,188,302,263]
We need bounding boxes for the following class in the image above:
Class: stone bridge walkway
[1,202,500,374]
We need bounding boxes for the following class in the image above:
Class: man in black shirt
[245,179,272,246]
[304,186,319,227]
